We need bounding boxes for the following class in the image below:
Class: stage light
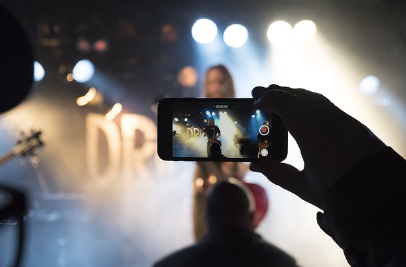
[256,110,260,114]
[223,24,248,48]
[192,19,217,44]
[174,118,179,122]
[212,112,215,116]
[112,103,122,114]
[76,87,97,106]
[251,115,255,118]
[267,21,292,45]
[73,59,95,83]
[67,73,74,82]
[34,61,45,82]
[105,103,122,121]
[84,87,97,101]
[208,175,217,184]
[58,65,66,74]
[94,38,109,53]
[206,111,210,116]
[293,20,317,42]
[196,178,204,187]
[359,75,380,95]
[184,118,188,122]
[76,37,92,53]
[160,23,179,43]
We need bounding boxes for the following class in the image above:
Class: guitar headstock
[13,131,44,157]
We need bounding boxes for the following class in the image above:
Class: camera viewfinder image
[172,101,273,159]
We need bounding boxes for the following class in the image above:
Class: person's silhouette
[153,178,298,267]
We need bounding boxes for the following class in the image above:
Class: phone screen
[158,98,287,162]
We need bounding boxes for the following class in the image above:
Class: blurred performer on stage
[192,65,249,240]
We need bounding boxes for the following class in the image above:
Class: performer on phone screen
[204,118,221,157]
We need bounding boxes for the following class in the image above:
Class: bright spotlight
[267,21,292,44]
[359,75,380,95]
[293,20,317,42]
[212,112,215,116]
[191,19,218,44]
[223,24,248,48]
[73,59,95,83]
[34,61,45,82]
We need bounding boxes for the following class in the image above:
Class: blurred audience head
[205,178,255,230]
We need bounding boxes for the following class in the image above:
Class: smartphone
[157,98,288,162]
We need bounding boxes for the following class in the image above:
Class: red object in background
[244,182,269,229]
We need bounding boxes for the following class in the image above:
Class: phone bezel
[157,98,288,162]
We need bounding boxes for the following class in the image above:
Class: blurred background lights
[191,19,218,44]
[267,21,292,44]
[223,24,248,48]
[293,20,317,42]
[94,38,109,53]
[359,75,380,95]
[105,103,122,121]
[67,73,74,82]
[76,37,92,53]
[72,59,95,83]
[160,23,179,43]
[34,61,45,82]
[76,87,98,106]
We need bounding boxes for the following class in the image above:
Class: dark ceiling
[1,0,406,100]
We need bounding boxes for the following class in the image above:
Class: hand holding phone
[250,85,386,208]
[157,98,288,162]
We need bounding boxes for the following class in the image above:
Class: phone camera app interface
[172,101,273,159]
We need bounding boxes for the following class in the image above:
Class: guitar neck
[0,151,17,166]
